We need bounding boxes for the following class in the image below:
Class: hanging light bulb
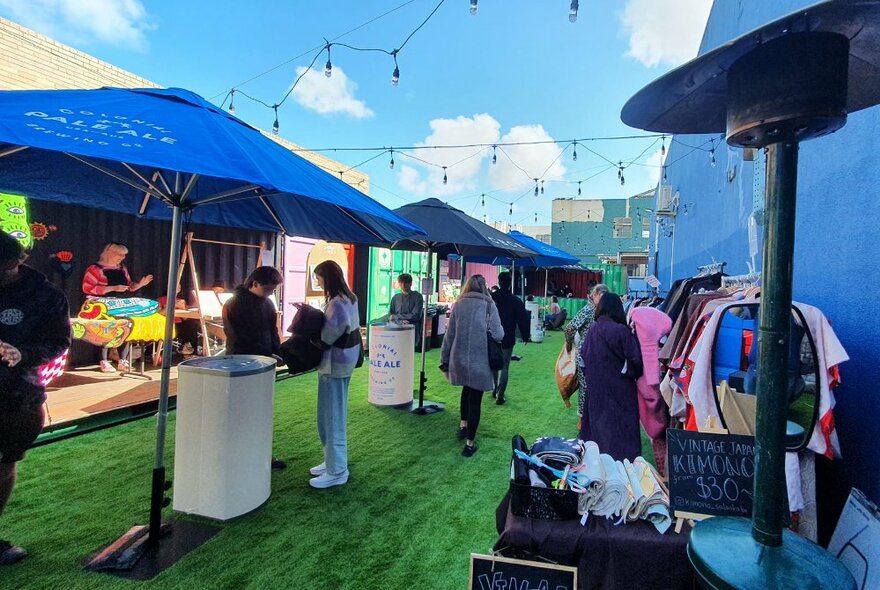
[391,50,400,86]
[569,0,579,22]
[481,193,485,207]
[228,89,236,114]
[469,0,478,15]
[534,178,539,197]
[709,148,716,167]
[442,166,448,185]
[509,203,513,216]
[272,105,279,135]
[617,162,623,180]
[577,181,582,196]
[661,135,666,157]
[324,59,332,78]
[572,141,578,162]
[663,165,668,182]
[492,145,497,165]
[540,180,545,195]
[534,212,538,223]
[389,149,395,169]
[620,170,626,186]
[483,214,487,223]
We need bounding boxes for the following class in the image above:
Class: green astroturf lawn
[3,330,653,589]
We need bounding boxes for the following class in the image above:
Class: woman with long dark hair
[309,260,360,488]
[579,292,643,460]
[440,274,503,457]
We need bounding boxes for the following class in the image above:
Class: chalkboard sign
[667,429,755,518]
[470,554,577,590]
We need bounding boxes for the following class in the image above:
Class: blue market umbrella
[0,86,425,562]
[469,230,581,298]
[468,230,579,268]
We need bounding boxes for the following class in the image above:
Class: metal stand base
[688,517,855,589]
[409,400,445,414]
[85,520,221,580]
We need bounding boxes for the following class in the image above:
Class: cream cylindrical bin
[173,355,276,521]
[525,302,541,331]
[368,323,415,407]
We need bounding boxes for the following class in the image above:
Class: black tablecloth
[494,492,695,590]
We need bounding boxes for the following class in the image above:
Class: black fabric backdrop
[494,492,695,590]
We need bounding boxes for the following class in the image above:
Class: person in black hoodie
[490,272,530,405]
[0,232,70,565]
[222,266,287,470]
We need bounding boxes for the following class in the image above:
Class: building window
[536,233,551,244]
[613,217,632,239]
[642,218,651,239]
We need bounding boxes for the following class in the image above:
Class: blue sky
[0,0,713,226]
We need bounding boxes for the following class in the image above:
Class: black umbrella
[390,198,539,413]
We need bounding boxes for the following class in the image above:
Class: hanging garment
[629,307,673,440]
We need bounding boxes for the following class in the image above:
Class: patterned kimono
[564,302,595,417]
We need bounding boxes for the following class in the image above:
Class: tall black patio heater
[621,1,879,587]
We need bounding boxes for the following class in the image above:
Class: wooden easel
[673,416,729,534]
[174,232,265,356]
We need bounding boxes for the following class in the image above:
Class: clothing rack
[696,262,727,276]
[721,272,762,288]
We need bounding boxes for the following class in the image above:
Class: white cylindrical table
[368,323,415,407]
[173,355,277,521]
[525,302,541,331]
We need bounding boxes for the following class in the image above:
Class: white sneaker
[309,470,349,489]
[309,462,326,476]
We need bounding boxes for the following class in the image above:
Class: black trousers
[459,386,484,441]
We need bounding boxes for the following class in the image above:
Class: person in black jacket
[222,266,282,358]
[490,272,530,405]
[0,232,70,565]
[222,266,286,470]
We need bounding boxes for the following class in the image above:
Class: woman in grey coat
[440,274,504,457]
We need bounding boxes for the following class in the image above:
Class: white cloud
[619,0,712,68]
[0,0,154,50]
[487,125,566,193]
[397,113,501,196]
[291,65,373,119]
[633,146,665,190]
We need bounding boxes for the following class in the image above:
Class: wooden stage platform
[44,364,179,429]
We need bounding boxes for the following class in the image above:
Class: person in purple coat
[579,292,643,461]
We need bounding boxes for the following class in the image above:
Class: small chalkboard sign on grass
[470,554,577,590]
[667,429,756,523]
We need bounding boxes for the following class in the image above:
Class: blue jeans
[317,374,350,476]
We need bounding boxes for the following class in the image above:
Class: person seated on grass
[543,296,562,328]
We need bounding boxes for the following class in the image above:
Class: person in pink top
[629,306,673,475]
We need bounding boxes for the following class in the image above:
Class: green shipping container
[366,248,435,325]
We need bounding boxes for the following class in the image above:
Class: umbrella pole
[412,246,443,414]
[149,200,184,542]
[544,269,548,298]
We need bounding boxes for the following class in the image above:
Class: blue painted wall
[654,0,880,502]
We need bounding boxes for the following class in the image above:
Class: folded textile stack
[575,442,606,512]
[588,454,631,521]
[628,457,672,533]
[530,437,584,471]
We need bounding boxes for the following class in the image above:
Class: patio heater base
[688,517,854,590]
